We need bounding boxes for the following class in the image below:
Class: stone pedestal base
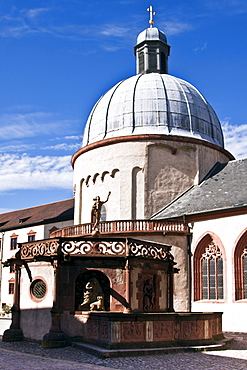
[42,331,69,348]
[2,328,23,342]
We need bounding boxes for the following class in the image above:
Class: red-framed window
[27,230,36,242]
[194,234,224,301]
[8,282,14,295]
[10,234,18,250]
[234,230,247,300]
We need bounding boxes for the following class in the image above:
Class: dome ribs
[82,74,224,148]
[104,80,125,140]
[160,74,171,131]
[85,94,104,146]
[132,74,144,133]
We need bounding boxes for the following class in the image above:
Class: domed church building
[73,24,229,225]
[2,7,246,352]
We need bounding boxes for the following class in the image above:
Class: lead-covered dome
[136,26,167,44]
[82,73,224,148]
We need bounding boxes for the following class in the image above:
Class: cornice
[71,134,234,168]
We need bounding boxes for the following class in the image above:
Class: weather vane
[147,6,155,27]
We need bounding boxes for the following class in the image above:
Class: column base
[42,331,69,348]
[2,328,23,342]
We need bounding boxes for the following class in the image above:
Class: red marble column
[2,262,23,342]
[42,259,68,348]
[167,267,175,312]
[124,259,132,313]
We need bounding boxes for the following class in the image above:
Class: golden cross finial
[147,6,155,27]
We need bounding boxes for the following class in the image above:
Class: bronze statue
[92,191,111,232]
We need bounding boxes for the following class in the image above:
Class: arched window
[234,229,247,300]
[101,204,107,221]
[194,234,224,301]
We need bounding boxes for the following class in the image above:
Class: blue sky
[0,0,247,213]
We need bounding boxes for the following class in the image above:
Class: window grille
[31,279,47,300]
[200,242,223,300]
[194,238,224,301]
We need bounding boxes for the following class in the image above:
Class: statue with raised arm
[92,192,111,234]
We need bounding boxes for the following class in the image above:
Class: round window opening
[31,279,47,300]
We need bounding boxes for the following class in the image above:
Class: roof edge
[72,134,234,168]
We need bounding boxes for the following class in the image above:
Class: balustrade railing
[50,220,188,238]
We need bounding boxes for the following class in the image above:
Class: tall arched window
[194,234,224,301]
[234,229,247,300]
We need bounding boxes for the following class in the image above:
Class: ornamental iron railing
[19,237,174,262]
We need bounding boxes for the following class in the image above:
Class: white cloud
[0,144,36,153]
[24,8,51,19]
[0,7,131,42]
[0,207,15,214]
[41,143,80,151]
[101,25,129,37]
[6,104,39,113]
[102,45,121,52]
[0,112,80,140]
[221,120,247,159]
[194,42,208,52]
[64,135,81,140]
[205,0,247,13]
[0,154,73,191]
[161,21,193,36]
[0,8,52,38]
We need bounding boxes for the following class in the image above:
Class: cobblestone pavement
[0,333,247,370]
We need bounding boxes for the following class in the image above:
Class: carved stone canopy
[17,237,176,266]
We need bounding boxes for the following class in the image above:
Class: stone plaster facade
[73,136,232,224]
[0,218,73,318]
[191,213,247,332]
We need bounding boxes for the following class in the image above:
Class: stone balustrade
[50,220,188,238]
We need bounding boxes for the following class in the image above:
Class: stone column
[42,259,68,348]
[167,266,175,312]
[124,259,132,313]
[2,262,23,342]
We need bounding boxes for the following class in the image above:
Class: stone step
[71,337,233,358]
